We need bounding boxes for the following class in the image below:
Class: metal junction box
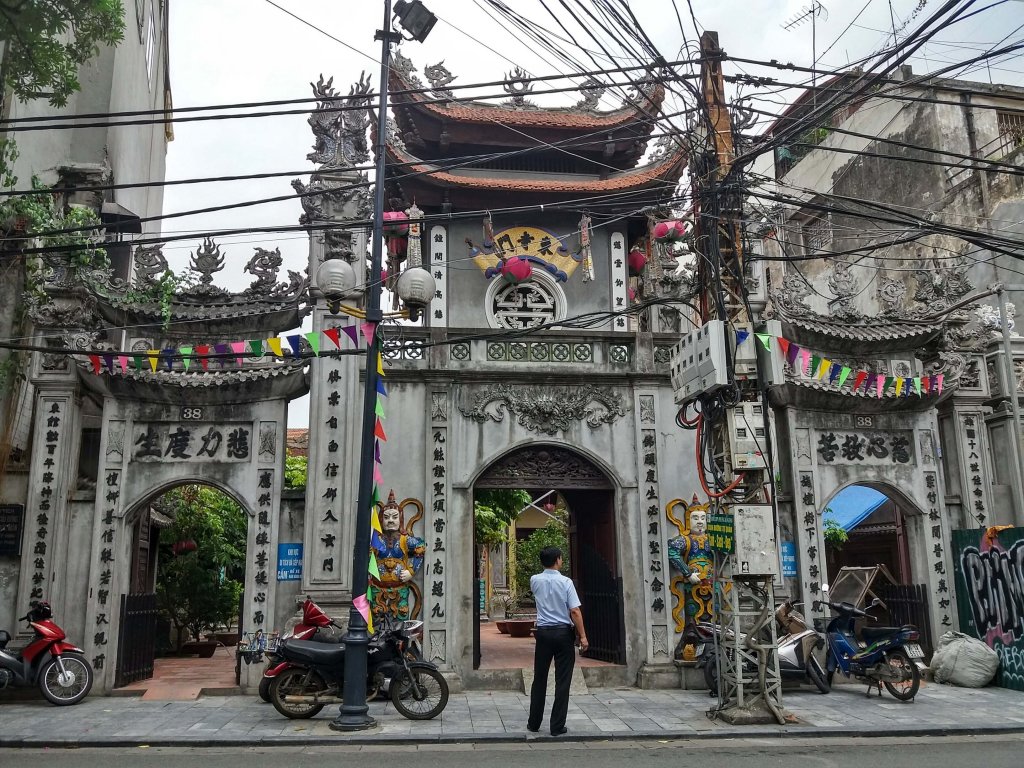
[728,504,779,578]
[670,319,728,404]
[725,402,768,469]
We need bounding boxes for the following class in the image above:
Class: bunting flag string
[78,321,373,376]
[754,333,945,399]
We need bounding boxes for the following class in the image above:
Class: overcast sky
[162,0,1024,426]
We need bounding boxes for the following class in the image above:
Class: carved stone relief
[258,423,277,461]
[424,61,455,99]
[430,392,448,422]
[877,275,907,317]
[460,384,625,435]
[827,261,859,320]
[639,395,656,424]
[476,445,613,489]
[651,625,669,659]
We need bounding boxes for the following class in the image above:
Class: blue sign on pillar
[780,541,797,577]
[277,543,303,581]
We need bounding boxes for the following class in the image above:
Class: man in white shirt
[526,546,588,736]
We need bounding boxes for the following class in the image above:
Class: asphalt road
[2,734,1022,767]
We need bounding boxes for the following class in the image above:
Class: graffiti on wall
[952,526,1024,691]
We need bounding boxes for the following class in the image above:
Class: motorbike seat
[860,626,904,642]
[280,638,346,666]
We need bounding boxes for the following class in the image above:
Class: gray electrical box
[729,504,779,578]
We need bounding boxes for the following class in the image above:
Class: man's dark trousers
[528,625,575,734]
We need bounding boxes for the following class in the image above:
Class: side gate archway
[81,391,292,693]
[787,410,954,650]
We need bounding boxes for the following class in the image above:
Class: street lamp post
[330,0,435,732]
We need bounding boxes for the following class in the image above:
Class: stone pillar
[423,388,450,667]
[300,166,369,618]
[15,354,82,637]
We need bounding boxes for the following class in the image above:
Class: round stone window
[485,269,566,330]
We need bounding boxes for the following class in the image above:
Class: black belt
[536,624,573,630]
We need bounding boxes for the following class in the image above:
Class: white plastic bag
[930,631,999,687]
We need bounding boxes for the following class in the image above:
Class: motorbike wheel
[38,653,93,706]
[806,655,830,694]
[258,674,273,703]
[270,667,327,719]
[390,664,449,720]
[882,649,920,701]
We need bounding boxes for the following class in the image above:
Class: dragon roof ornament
[306,73,372,168]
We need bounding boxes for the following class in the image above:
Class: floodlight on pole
[329,0,434,733]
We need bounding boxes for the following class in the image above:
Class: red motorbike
[0,600,94,705]
[258,598,340,702]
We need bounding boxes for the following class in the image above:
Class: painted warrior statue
[667,499,713,655]
[369,490,426,622]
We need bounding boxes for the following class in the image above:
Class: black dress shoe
[527,725,540,733]
[551,727,568,736]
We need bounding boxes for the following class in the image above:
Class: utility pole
[691,31,785,725]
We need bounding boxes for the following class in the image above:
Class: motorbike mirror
[870,597,882,607]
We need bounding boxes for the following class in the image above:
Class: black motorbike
[268,618,448,720]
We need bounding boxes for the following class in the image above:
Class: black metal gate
[877,582,933,657]
[577,544,625,664]
[114,593,158,688]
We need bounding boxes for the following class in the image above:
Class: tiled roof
[286,428,309,457]
[784,316,942,342]
[390,69,666,132]
[386,142,687,194]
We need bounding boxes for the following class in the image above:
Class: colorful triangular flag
[231,341,247,366]
[117,355,128,373]
[374,418,387,442]
[376,353,385,376]
[249,339,264,357]
[368,552,380,580]
[777,337,791,357]
[89,354,101,374]
[374,442,382,464]
[756,333,771,351]
[914,377,921,395]
[342,324,359,346]
[161,348,175,371]
[133,354,145,371]
[148,350,159,372]
[361,322,377,345]
[936,374,944,394]
[375,397,386,418]
[324,327,342,348]
[735,328,750,347]
[267,337,284,357]
[376,378,387,397]
[196,344,210,371]
[286,334,303,357]
[895,377,904,397]
[838,366,852,388]
[180,345,193,372]
[305,332,320,356]
[853,370,867,391]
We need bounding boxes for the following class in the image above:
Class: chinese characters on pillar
[799,471,822,599]
[252,469,274,629]
[132,423,251,462]
[91,465,121,672]
[924,471,952,629]
[960,415,988,525]
[319,363,343,576]
[815,430,914,465]
[641,428,666,617]
[609,232,628,331]
[29,400,65,602]
[429,226,447,326]
[426,395,448,654]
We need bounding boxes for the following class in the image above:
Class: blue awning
[821,486,888,532]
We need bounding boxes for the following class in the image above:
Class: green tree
[284,453,307,490]
[155,485,247,649]
[474,488,529,549]
[514,511,570,599]
[0,1,126,108]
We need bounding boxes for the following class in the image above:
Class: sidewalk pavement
[1,681,1023,748]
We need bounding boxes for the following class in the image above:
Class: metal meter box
[729,504,779,578]
[669,319,728,404]
[725,402,768,469]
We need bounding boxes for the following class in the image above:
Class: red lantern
[500,257,532,284]
[653,220,686,242]
[382,211,409,237]
[627,247,647,276]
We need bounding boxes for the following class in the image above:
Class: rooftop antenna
[782,2,828,108]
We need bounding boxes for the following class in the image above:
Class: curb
[3,723,1024,749]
